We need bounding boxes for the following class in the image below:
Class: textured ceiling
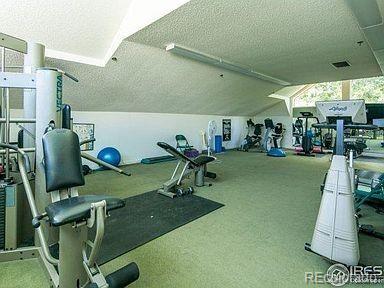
[129,0,382,85]
[0,0,189,65]
[3,0,383,116]
[0,0,132,59]
[45,41,281,115]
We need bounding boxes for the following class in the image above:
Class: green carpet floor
[0,151,383,287]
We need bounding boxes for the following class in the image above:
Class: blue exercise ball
[97,147,121,167]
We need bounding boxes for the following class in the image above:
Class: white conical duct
[310,155,360,266]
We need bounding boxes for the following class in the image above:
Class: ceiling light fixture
[165,43,291,86]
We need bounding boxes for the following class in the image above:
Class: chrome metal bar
[81,152,131,176]
[0,147,35,154]
[86,202,106,267]
[0,143,58,265]
[79,138,95,147]
[0,118,35,123]
[171,161,181,180]
[1,47,5,167]
[5,88,10,179]
[17,124,35,139]
[1,47,4,72]
[17,155,58,265]
[177,162,190,185]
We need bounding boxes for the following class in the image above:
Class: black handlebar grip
[62,104,71,130]
[32,213,48,228]
[32,217,41,228]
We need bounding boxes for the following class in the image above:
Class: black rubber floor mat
[94,190,224,264]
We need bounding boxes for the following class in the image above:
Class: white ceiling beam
[166,43,291,86]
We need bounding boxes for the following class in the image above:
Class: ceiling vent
[332,61,351,68]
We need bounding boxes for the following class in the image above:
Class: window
[293,81,342,107]
[351,76,384,103]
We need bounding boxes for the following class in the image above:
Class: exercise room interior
[0,0,384,287]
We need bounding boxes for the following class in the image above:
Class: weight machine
[0,33,138,288]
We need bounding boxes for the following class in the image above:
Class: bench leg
[195,166,205,187]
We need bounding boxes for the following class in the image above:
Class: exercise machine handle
[32,212,48,228]
[0,143,31,172]
[80,138,96,147]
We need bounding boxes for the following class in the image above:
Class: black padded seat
[344,141,356,150]
[193,155,215,166]
[356,170,384,190]
[157,142,215,167]
[45,195,125,227]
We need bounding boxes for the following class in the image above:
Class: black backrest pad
[157,142,198,166]
[43,129,85,192]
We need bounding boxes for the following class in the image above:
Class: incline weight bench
[157,142,217,198]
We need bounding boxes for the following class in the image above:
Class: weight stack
[0,186,5,250]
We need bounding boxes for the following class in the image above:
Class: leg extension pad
[106,262,139,288]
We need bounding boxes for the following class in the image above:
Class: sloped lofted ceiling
[0,0,189,65]
[46,42,281,115]
[0,0,132,62]
[128,0,381,85]
[2,0,383,116]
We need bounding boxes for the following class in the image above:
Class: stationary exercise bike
[238,119,264,152]
[292,119,303,147]
[294,112,322,156]
[263,118,286,157]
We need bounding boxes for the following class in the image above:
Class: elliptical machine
[263,118,286,157]
[238,119,264,152]
[292,119,303,147]
[295,112,323,156]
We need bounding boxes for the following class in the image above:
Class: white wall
[10,110,247,168]
[74,112,247,167]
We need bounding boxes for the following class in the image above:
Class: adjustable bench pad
[45,195,125,227]
[157,142,215,167]
[193,155,215,166]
